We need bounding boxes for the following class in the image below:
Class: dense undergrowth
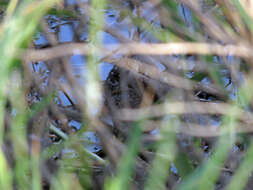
[1,0,253,189]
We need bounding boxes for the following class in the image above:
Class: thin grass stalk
[0,150,12,189]
[232,0,253,33]
[144,117,177,190]
[225,138,253,190]
[176,105,242,190]
[9,72,30,189]
[49,123,105,164]
[0,0,59,189]
[105,122,142,190]
[176,132,233,190]
[0,79,9,188]
[5,0,18,18]
[85,0,106,118]
[51,166,84,190]
[195,132,234,190]
[31,155,41,190]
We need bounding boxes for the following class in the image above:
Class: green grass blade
[144,117,177,190]
[226,139,253,190]
[105,122,142,190]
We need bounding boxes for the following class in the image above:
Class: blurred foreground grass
[2,0,253,190]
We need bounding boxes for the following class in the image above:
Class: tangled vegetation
[2,0,253,189]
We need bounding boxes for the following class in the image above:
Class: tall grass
[2,0,253,190]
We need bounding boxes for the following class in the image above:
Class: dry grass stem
[141,120,253,137]
[118,102,253,124]
[24,42,253,62]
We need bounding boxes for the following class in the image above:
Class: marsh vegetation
[1,0,253,189]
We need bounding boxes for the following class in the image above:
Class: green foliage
[47,8,78,19]
[105,122,142,190]
[144,118,177,190]
[190,71,208,81]
[0,0,59,189]
[174,152,195,179]
[232,0,253,32]
[2,0,253,189]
